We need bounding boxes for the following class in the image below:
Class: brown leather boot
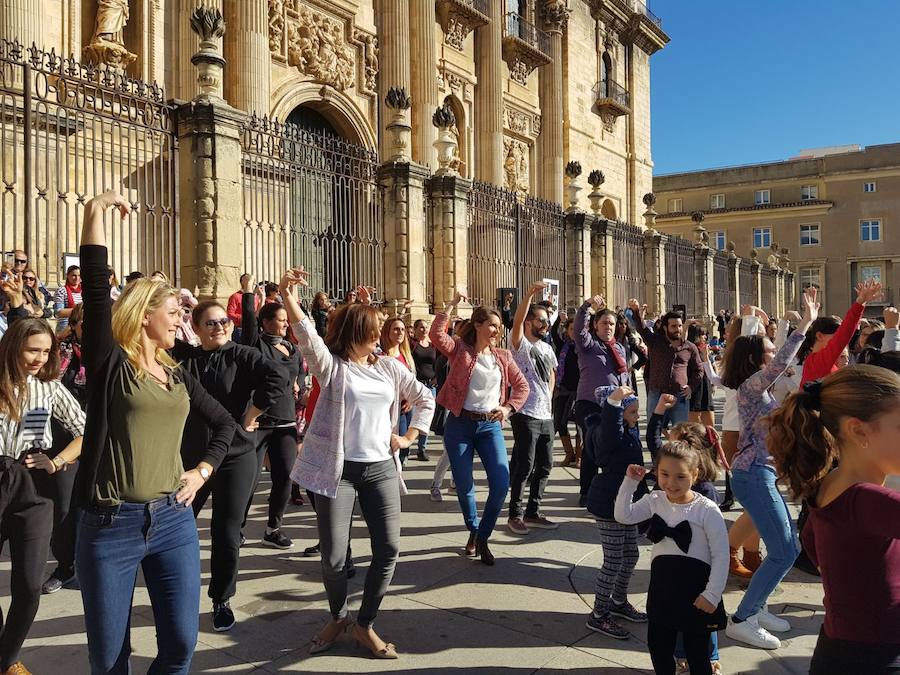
[2,662,32,675]
[742,549,762,572]
[729,547,753,578]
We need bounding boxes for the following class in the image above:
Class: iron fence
[240,114,383,303]
[592,79,630,108]
[0,39,179,285]
[662,234,694,316]
[609,220,646,309]
[760,267,777,314]
[504,12,551,57]
[424,189,434,311]
[466,180,566,311]
[713,250,730,314]
[738,259,753,308]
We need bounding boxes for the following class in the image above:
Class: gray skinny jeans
[316,458,401,627]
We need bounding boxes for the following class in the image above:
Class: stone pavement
[8,394,827,674]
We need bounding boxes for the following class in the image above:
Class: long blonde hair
[111,278,178,378]
[379,316,415,374]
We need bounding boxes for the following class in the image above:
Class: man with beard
[627,299,701,426]
[507,281,559,535]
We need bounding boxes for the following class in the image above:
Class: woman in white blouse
[279,268,434,661]
[0,315,85,675]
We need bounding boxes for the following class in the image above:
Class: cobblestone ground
[8,386,829,674]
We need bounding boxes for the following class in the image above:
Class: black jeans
[508,414,554,519]
[30,460,78,580]
[574,400,603,497]
[193,448,259,603]
[245,426,297,531]
[648,621,712,675]
[0,460,53,670]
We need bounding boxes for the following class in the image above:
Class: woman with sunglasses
[241,275,303,550]
[171,298,286,632]
[20,270,47,319]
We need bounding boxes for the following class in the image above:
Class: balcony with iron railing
[501,13,551,84]
[592,78,631,124]
[629,0,662,27]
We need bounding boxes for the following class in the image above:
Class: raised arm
[279,268,337,387]
[511,281,547,351]
[239,275,261,346]
[882,306,900,352]
[627,298,653,343]
[614,472,653,525]
[429,286,466,357]
[646,394,675,458]
[575,295,606,351]
[813,293,869,371]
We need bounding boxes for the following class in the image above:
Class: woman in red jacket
[799,280,881,385]
[429,288,529,565]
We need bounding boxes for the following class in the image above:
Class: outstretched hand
[279,267,309,292]
[800,286,820,324]
[856,279,883,305]
[654,393,677,415]
[0,273,25,308]
[451,285,468,307]
[626,464,647,481]
[609,385,635,402]
[627,298,646,320]
[95,190,131,219]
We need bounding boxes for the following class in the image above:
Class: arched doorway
[241,102,383,301]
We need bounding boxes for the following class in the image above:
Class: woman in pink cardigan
[430,288,529,565]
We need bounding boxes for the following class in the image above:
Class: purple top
[574,302,630,402]
[732,331,805,471]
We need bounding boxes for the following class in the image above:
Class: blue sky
[650,0,900,175]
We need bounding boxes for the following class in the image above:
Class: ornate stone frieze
[353,29,378,93]
[503,138,530,195]
[533,114,542,136]
[539,0,570,32]
[268,0,355,91]
[504,108,529,135]
[436,0,490,51]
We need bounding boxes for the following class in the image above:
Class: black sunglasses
[14,258,27,264]
[203,318,232,329]
[22,276,36,281]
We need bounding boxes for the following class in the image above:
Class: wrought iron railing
[609,221,647,309]
[760,267,777,314]
[662,235,695,316]
[592,79,631,109]
[630,0,663,27]
[0,39,179,284]
[504,13,551,58]
[466,180,566,311]
[738,260,753,308]
[240,114,383,304]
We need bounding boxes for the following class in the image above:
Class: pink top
[429,312,529,418]
[802,482,900,645]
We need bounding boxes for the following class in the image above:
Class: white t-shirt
[463,353,501,413]
[512,337,557,420]
[342,361,394,462]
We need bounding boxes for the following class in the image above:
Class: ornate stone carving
[269,1,355,91]
[533,114,542,136]
[504,108,529,135]
[385,87,412,163]
[83,0,137,70]
[433,104,461,176]
[539,0,570,32]
[564,161,583,212]
[353,29,378,92]
[503,138,530,195]
[189,5,227,101]
[598,110,617,133]
[436,0,489,51]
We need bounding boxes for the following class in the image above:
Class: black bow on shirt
[645,514,692,554]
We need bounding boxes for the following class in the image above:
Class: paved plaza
[7,389,826,674]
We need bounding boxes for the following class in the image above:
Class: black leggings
[0,461,53,670]
[574,399,603,496]
[29,459,78,580]
[648,622,711,675]
[246,427,298,530]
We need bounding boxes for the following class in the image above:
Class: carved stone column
[591,218,614,301]
[474,1,504,185]
[224,0,271,115]
[178,0,223,101]
[694,245,714,320]
[377,0,411,159]
[775,268,786,318]
[63,0,82,56]
[410,0,437,167]
[427,174,473,317]
[727,253,741,314]
[538,1,568,204]
[378,161,431,317]
[565,211,590,306]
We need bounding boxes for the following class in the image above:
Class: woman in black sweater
[551,313,582,468]
[171,299,286,632]
[76,191,236,675]
[241,278,302,549]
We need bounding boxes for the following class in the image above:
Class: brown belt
[460,409,493,422]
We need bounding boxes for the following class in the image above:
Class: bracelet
[52,456,67,471]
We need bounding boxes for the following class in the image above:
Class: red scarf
[604,339,628,374]
[65,283,81,309]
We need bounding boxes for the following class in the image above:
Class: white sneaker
[725,614,781,649]
[429,487,443,502]
[757,606,791,633]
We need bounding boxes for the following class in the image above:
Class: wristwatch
[198,466,211,481]
[52,456,67,472]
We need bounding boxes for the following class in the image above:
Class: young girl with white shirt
[616,443,729,675]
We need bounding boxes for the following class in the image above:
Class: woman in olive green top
[75,191,236,675]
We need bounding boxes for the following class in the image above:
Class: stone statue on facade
[83,0,137,70]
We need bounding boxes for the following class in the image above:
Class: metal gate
[662,234,694,316]
[608,221,646,309]
[760,267,777,313]
[738,260,753,308]
[713,250,730,314]
[0,39,179,285]
[240,115,383,303]
[467,180,566,309]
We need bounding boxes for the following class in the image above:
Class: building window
[801,184,818,200]
[711,231,726,250]
[667,198,682,213]
[799,267,821,290]
[860,265,882,284]
[754,189,771,205]
[710,193,725,209]
[800,223,821,247]
[753,227,772,249]
[864,181,877,193]
[861,219,882,242]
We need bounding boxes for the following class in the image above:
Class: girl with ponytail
[768,365,900,674]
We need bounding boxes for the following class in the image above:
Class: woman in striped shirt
[0,315,86,675]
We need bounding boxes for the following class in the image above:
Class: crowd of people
[0,190,897,675]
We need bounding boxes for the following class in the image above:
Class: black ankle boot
[476,537,495,565]
[464,532,477,556]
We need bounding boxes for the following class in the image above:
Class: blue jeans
[675,631,719,661]
[398,409,414,464]
[646,389,689,435]
[731,464,799,621]
[443,414,510,541]
[76,494,200,675]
